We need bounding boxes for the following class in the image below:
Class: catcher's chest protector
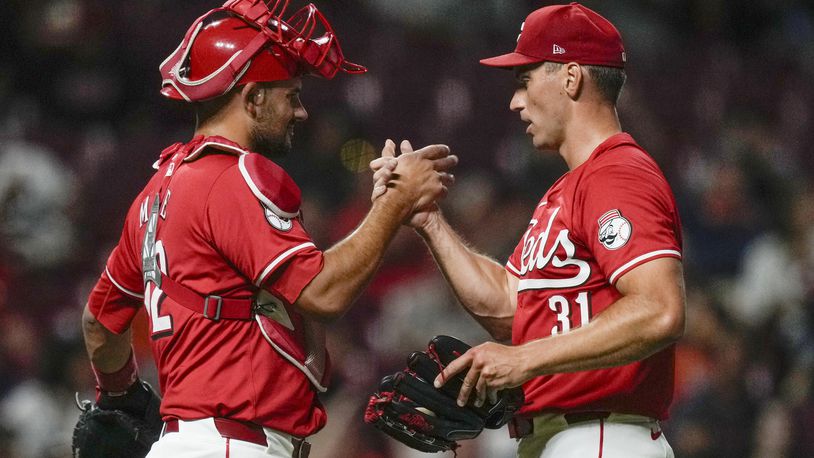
[147,136,330,391]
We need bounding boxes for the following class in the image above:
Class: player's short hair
[542,61,626,104]
[584,65,626,104]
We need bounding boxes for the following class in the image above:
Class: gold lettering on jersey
[518,207,591,290]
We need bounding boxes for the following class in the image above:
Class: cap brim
[479,52,544,68]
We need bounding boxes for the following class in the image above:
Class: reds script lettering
[518,206,590,290]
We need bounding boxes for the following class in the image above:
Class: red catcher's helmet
[160,0,366,102]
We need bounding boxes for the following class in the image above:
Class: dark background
[1,1,813,456]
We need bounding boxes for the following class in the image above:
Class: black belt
[563,411,611,425]
[509,411,612,438]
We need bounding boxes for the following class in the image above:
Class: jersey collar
[153,135,251,169]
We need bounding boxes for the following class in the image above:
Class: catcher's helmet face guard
[160,0,366,102]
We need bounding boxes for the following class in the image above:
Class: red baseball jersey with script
[506,133,682,420]
[87,136,327,436]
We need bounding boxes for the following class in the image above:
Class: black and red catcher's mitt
[72,380,162,458]
[365,335,524,453]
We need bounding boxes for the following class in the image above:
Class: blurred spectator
[668,333,758,458]
[0,330,92,458]
[0,137,76,270]
[728,185,814,330]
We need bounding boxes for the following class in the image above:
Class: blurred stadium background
[1,0,813,456]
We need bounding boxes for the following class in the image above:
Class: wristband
[92,348,139,394]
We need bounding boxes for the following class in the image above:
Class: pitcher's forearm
[417,213,515,337]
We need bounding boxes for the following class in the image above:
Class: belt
[563,411,611,425]
[163,419,310,458]
[509,411,612,438]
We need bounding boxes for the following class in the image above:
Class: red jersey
[87,136,327,436]
[506,133,682,420]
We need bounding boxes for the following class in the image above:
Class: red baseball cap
[480,2,626,69]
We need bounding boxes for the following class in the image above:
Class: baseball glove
[72,380,163,458]
[364,335,524,453]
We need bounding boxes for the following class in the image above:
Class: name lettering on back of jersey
[142,194,163,287]
[518,206,590,290]
[160,190,171,219]
[139,196,150,226]
[139,192,170,227]
[597,209,631,250]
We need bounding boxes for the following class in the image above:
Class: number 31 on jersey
[548,291,591,335]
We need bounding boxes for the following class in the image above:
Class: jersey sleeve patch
[238,154,301,220]
[597,209,632,250]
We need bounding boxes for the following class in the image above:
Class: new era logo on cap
[553,44,566,55]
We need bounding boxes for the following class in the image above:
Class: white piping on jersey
[506,261,522,276]
[517,271,591,291]
[238,155,299,219]
[152,140,249,170]
[254,314,328,392]
[254,242,316,287]
[186,141,248,162]
[105,266,144,299]
[608,249,682,284]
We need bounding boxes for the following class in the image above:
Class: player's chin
[529,136,548,151]
[529,134,556,153]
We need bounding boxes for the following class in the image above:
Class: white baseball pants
[517,413,675,458]
[146,418,301,458]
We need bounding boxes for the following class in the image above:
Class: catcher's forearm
[416,213,514,340]
[82,304,133,374]
[295,191,410,321]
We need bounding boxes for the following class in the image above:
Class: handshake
[368,139,458,228]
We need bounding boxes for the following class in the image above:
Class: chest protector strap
[160,274,254,321]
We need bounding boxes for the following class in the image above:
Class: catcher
[365,335,524,453]
[75,0,454,457]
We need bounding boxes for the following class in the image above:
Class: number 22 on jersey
[142,193,174,338]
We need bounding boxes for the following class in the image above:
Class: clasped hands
[369,139,457,226]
